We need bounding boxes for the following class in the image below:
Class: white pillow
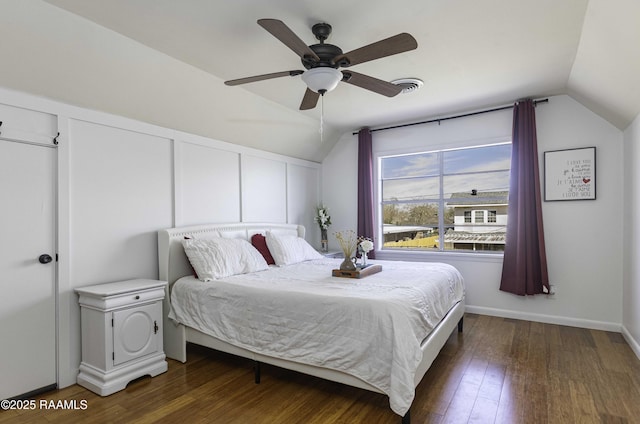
[185,230,221,240]
[182,237,268,281]
[265,231,323,266]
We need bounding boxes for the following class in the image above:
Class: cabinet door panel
[112,303,160,366]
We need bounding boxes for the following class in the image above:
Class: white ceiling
[17,1,640,161]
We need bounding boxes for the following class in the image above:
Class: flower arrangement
[358,237,374,266]
[315,205,331,230]
[334,230,358,259]
[358,237,374,254]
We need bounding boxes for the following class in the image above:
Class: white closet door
[0,139,56,399]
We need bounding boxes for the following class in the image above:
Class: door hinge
[112,352,115,361]
[111,318,114,327]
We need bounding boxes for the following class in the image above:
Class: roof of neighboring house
[383,225,434,234]
[448,190,509,206]
[444,229,506,244]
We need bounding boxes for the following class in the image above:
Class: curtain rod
[352,98,549,135]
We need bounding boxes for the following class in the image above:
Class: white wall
[177,140,241,225]
[68,120,174,284]
[0,86,321,389]
[241,155,288,223]
[287,163,322,242]
[623,113,640,358]
[0,0,331,162]
[323,95,624,330]
[535,95,623,327]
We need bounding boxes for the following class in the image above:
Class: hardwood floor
[3,314,640,423]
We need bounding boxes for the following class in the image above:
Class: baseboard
[466,305,622,332]
[621,326,640,361]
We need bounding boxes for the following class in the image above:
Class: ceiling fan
[224,19,418,110]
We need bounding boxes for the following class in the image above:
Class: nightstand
[75,279,168,396]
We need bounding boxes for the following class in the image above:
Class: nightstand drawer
[76,279,166,311]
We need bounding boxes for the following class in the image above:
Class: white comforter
[168,258,464,416]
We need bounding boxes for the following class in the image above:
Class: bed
[158,223,465,423]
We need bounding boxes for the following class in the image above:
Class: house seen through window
[379,142,511,253]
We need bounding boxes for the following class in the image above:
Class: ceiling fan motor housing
[303,43,344,69]
[301,22,349,70]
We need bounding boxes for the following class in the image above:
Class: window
[474,210,484,223]
[488,210,497,223]
[380,143,511,253]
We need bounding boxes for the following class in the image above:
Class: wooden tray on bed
[332,264,382,279]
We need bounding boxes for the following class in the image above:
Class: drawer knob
[135,295,140,300]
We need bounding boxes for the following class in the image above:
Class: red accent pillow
[251,234,275,265]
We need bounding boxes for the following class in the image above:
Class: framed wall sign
[544,147,596,201]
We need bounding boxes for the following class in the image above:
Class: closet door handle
[38,254,53,264]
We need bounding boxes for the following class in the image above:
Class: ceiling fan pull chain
[319,94,324,143]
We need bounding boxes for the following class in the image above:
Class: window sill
[374,249,504,264]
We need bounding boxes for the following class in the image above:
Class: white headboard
[158,222,305,288]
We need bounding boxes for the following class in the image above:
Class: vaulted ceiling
[3,1,639,162]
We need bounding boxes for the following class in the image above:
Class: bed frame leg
[402,408,410,424]
[457,317,464,333]
[254,361,261,384]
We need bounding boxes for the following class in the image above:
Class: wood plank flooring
[3,314,640,423]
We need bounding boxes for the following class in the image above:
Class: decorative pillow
[251,233,275,265]
[182,237,268,281]
[265,231,323,266]
[183,232,222,278]
[184,236,200,278]
[184,230,221,240]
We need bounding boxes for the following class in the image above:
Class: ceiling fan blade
[335,33,417,67]
[341,71,403,97]
[258,19,320,62]
[300,88,320,110]
[224,70,303,86]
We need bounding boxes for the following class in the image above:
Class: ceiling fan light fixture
[301,67,343,94]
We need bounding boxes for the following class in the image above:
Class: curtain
[357,128,376,259]
[500,99,549,295]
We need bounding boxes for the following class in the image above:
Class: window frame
[488,210,497,223]
[474,210,485,223]
[375,141,511,257]
[464,210,472,223]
